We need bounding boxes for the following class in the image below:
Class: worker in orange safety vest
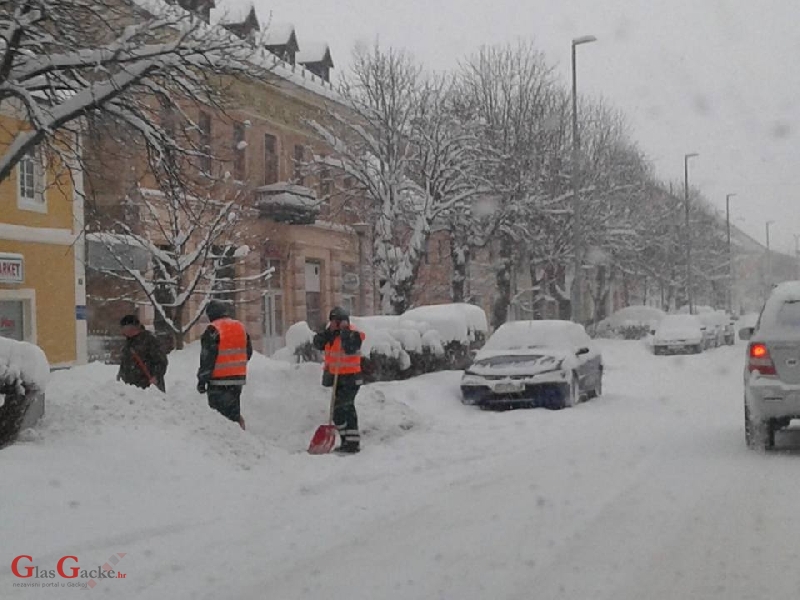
[197,300,253,430]
[313,306,365,453]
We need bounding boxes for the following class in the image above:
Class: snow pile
[351,315,401,332]
[272,321,316,362]
[0,337,50,391]
[399,305,471,344]
[388,328,423,354]
[421,330,445,356]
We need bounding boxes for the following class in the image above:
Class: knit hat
[119,314,141,327]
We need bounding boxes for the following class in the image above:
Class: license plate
[494,382,523,394]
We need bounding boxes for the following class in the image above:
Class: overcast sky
[251,0,800,254]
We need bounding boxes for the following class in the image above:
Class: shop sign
[0,253,24,284]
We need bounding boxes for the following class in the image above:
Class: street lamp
[570,34,597,324]
[766,220,775,291]
[725,193,736,312]
[684,152,699,313]
[795,234,800,281]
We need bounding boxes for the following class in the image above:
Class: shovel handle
[329,371,339,425]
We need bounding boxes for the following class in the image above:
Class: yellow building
[0,111,87,367]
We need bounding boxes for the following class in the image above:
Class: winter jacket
[118,328,168,391]
[197,319,253,388]
[313,325,364,387]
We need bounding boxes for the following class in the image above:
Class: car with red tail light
[739,282,800,450]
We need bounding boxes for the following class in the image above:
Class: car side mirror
[739,327,754,341]
[576,347,590,356]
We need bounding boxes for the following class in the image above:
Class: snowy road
[5,340,800,599]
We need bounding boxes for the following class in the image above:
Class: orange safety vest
[210,318,248,382]
[324,328,365,375]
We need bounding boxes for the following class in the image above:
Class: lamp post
[795,234,800,281]
[684,152,699,313]
[725,193,736,312]
[766,220,774,292]
[570,34,597,324]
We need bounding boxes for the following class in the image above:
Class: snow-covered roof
[297,42,333,66]
[263,22,297,47]
[0,337,50,391]
[129,0,339,100]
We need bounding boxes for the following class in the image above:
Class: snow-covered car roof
[601,305,666,328]
[481,320,590,353]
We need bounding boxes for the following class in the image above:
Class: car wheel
[745,403,775,451]
[561,374,580,409]
[593,373,602,398]
[653,346,662,355]
[693,344,703,354]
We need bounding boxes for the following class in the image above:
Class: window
[161,104,176,140]
[341,263,358,316]
[305,260,323,330]
[212,245,236,302]
[17,148,44,211]
[199,111,212,174]
[233,122,246,181]
[293,145,305,185]
[264,133,279,185]
[262,258,284,347]
[0,300,25,341]
[319,157,331,198]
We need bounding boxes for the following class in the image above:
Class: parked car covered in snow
[460,320,603,409]
[595,305,666,339]
[652,314,704,354]
[739,282,800,450]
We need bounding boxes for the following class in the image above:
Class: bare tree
[0,0,260,181]
[457,42,559,327]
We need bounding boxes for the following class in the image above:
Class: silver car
[739,282,800,450]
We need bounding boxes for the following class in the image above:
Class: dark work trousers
[208,385,243,422]
[333,382,360,449]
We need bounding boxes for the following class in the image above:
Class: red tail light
[748,343,777,376]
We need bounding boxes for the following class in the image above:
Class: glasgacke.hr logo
[10,553,127,590]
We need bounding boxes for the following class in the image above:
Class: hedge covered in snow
[273,304,489,382]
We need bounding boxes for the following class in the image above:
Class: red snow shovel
[308,372,338,454]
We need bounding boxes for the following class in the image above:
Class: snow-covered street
[4,340,800,599]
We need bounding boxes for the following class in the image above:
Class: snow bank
[399,305,470,344]
[285,321,315,350]
[0,337,49,391]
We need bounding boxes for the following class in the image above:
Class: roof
[263,22,297,47]
[297,42,333,67]
[129,0,339,99]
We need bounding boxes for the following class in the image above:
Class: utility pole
[684,153,699,313]
[795,234,800,281]
[725,193,736,313]
[766,220,774,294]
[570,34,597,325]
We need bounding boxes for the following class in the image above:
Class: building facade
[83,1,374,357]
[0,109,87,366]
